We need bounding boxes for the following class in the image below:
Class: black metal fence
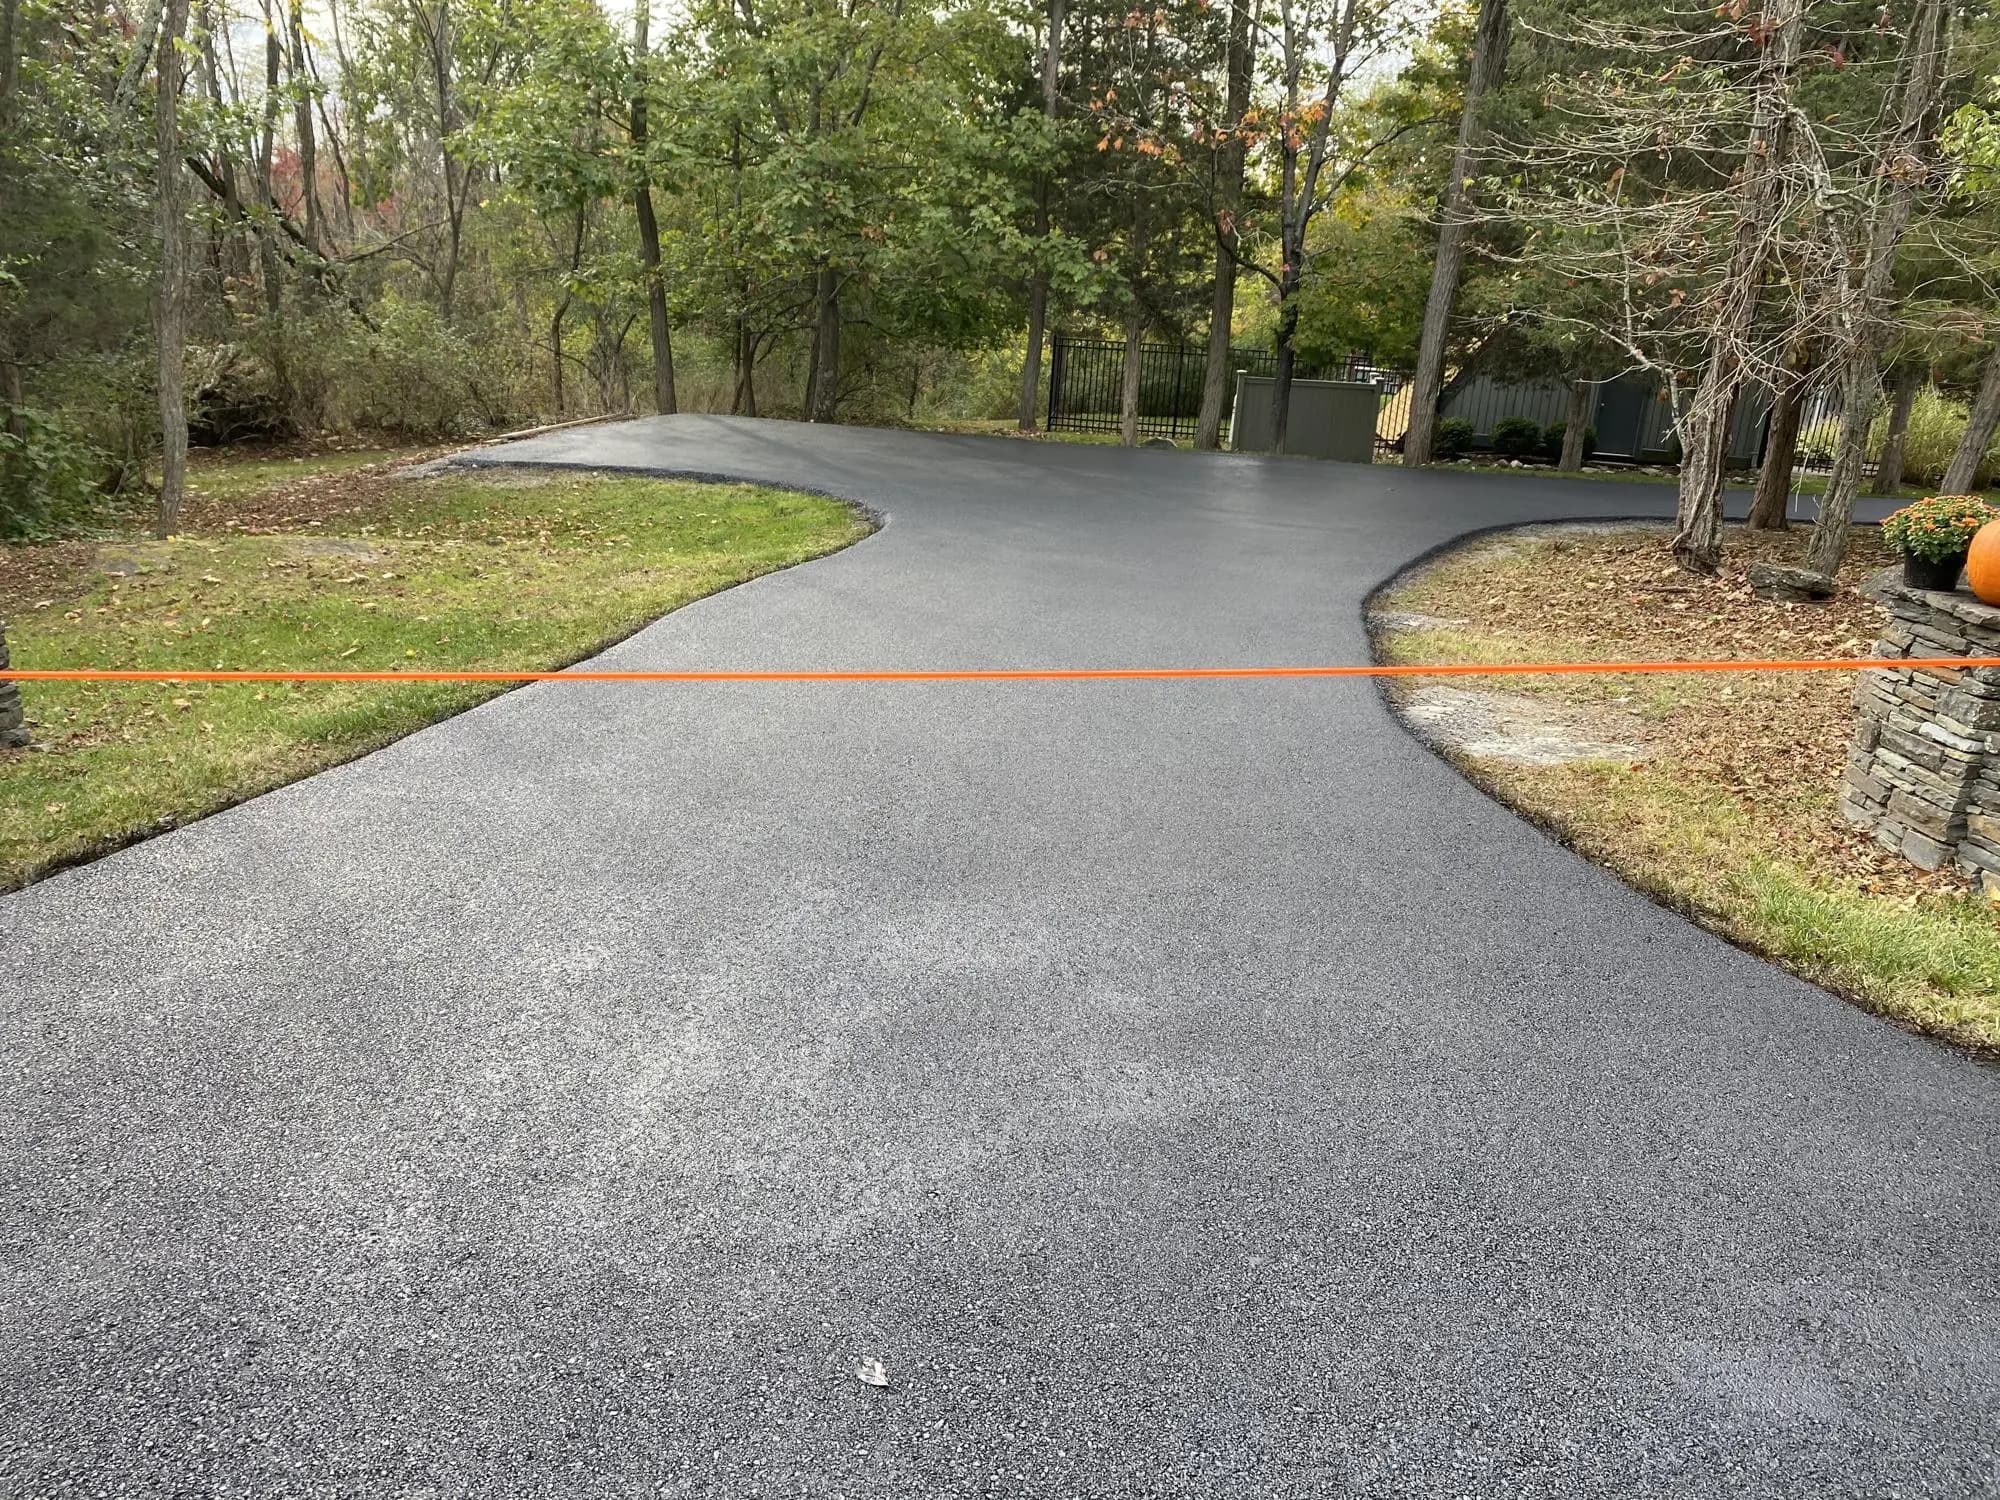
[1046,334,1409,448]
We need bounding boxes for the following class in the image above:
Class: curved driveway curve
[4,416,1995,1497]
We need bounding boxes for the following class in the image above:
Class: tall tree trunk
[1015,0,1065,431]
[1942,344,2000,494]
[287,0,321,253]
[1118,306,1146,447]
[1669,0,1804,572]
[421,0,466,318]
[154,0,190,539]
[0,622,27,749]
[808,263,840,422]
[550,303,565,415]
[1194,0,1253,451]
[630,1,675,415]
[1871,367,1921,495]
[1271,288,1300,454]
[1805,0,1947,579]
[1748,362,1808,528]
[1402,0,1509,467]
[2,0,21,110]
[256,1,288,401]
[1558,377,1591,471]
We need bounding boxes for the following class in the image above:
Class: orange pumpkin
[1968,520,2000,606]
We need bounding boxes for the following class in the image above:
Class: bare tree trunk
[737,324,758,417]
[1,0,21,109]
[1669,0,1804,573]
[256,0,289,401]
[1271,293,1300,454]
[0,623,27,749]
[1118,306,1146,447]
[287,0,321,253]
[630,1,675,415]
[154,0,190,539]
[1748,367,1807,529]
[1805,0,1947,579]
[1194,0,1253,451]
[1558,378,1591,471]
[1942,344,2000,495]
[808,263,840,422]
[1872,367,1921,495]
[1015,0,1064,431]
[1402,0,1509,467]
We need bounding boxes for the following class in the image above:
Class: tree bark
[1871,366,1921,495]
[1558,378,1591,471]
[1271,294,1300,454]
[154,0,190,539]
[808,262,840,422]
[1941,343,2000,495]
[1118,306,1146,447]
[1402,0,1509,467]
[1015,0,1064,431]
[1669,0,1804,573]
[1,0,20,109]
[287,0,321,253]
[1193,0,1253,451]
[1748,365,1808,528]
[1805,0,1947,579]
[630,1,676,415]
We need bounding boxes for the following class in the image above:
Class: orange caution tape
[3,658,1996,684]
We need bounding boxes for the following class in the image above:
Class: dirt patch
[179,446,456,534]
[1400,684,1650,766]
[0,540,100,613]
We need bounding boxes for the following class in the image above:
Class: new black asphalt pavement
[4,417,1995,1497]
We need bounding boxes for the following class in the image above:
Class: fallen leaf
[854,1357,891,1388]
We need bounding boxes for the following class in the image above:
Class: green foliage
[1880,493,1998,561]
[1433,416,1476,459]
[1292,188,1432,366]
[1490,415,1542,459]
[0,405,114,538]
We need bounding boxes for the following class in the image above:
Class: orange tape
[3,658,1996,683]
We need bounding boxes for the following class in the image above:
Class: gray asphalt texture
[4,416,1995,1498]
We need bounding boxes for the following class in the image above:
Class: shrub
[1491,415,1542,459]
[321,300,514,438]
[0,404,114,539]
[1542,420,1595,462]
[1434,416,1476,460]
[1880,494,1997,561]
[1893,387,1981,488]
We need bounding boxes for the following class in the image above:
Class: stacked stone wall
[1841,573,2000,894]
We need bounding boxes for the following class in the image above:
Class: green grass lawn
[0,467,871,889]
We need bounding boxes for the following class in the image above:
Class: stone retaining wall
[1840,571,2000,894]
[0,626,26,749]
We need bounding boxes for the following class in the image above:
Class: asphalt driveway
[2,417,1993,1497]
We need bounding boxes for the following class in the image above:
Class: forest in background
[4,0,2000,577]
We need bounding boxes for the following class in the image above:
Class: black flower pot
[1903,551,1969,591]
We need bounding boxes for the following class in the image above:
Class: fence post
[1046,336,1064,430]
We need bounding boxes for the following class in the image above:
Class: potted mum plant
[1881,494,2000,590]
